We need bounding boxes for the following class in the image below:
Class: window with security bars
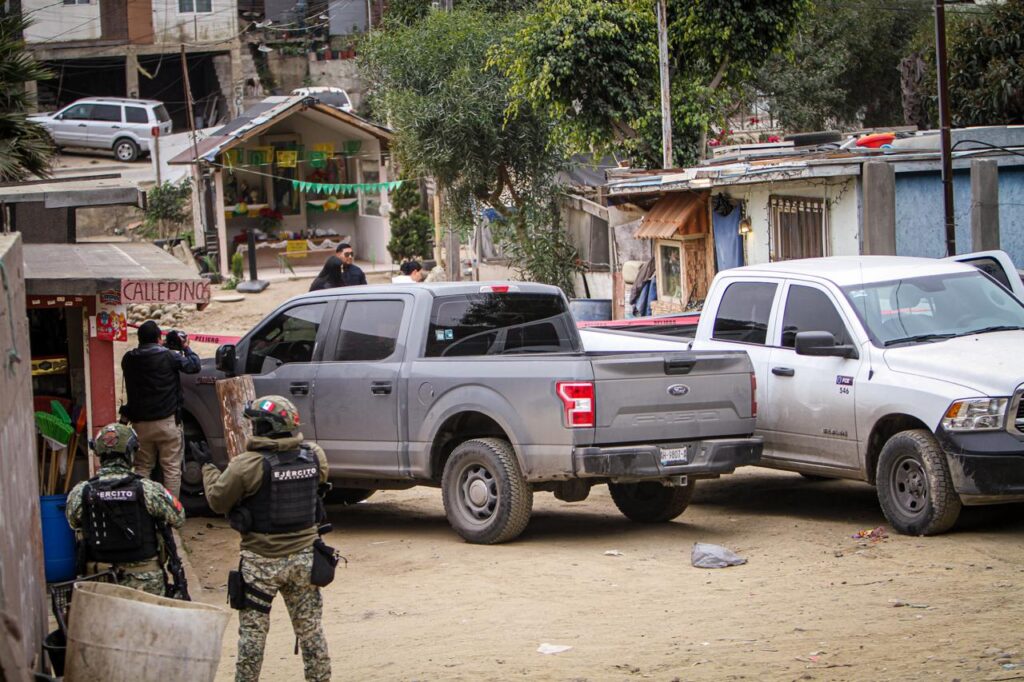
[769,196,827,261]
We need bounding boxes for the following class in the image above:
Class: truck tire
[442,438,533,544]
[876,429,962,536]
[609,481,694,523]
[325,488,375,505]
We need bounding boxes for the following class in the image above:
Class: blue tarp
[713,204,744,271]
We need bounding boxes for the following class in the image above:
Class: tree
[387,182,433,262]
[754,0,932,132]
[0,9,54,181]
[143,179,192,239]
[947,0,1024,126]
[361,5,583,294]
[490,0,806,167]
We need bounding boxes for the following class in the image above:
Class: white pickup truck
[581,251,1024,535]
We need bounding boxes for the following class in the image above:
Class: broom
[63,408,88,494]
[35,412,73,495]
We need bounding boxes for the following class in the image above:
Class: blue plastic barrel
[40,494,77,583]
[569,298,613,322]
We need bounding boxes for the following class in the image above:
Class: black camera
[164,329,188,351]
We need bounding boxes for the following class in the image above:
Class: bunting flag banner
[312,143,334,155]
[309,151,328,169]
[342,140,362,155]
[248,146,274,166]
[292,179,404,195]
[276,150,298,168]
[223,148,245,169]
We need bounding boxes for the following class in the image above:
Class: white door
[767,282,862,471]
[702,278,783,455]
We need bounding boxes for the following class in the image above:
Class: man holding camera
[121,320,201,499]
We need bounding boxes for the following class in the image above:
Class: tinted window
[960,256,1012,290]
[90,104,121,122]
[246,303,325,374]
[781,285,851,347]
[62,104,92,120]
[426,293,578,357]
[154,105,171,122]
[334,300,404,361]
[712,282,777,345]
[125,106,148,123]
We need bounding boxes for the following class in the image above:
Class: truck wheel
[876,429,962,536]
[609,481,694,523]
[442,438,533,544]
[325,488,375,505]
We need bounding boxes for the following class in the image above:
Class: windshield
[843,270,1024,347]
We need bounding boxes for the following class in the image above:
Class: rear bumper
[936,428,1024,504]
[572,437,762,481]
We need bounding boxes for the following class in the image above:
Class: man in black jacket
[121,320,201,499]
[334,243,367,286]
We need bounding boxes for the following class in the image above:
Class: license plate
[660,446,690,466]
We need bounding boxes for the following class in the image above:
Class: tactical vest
[241,446,320,534]
[81,475,159,564]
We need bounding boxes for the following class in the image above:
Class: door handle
[371,381,393,396]
[78,124,87,127]
[112,125,120,129]
[772,367,795,377]
[289,381,310,396]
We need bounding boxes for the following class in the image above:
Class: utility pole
[934,0,956,256]
[656,0,672,168]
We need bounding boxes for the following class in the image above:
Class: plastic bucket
[40,494,77,583]
[43,629,66,676]
[65,582,231,682]
[569,298,613,322]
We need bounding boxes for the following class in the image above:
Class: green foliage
[222,277,240,290]
[231,251,245,280]
[948,0,1024,126]
[755,0,932,131]
[491,199,585,295]
[384,0,432,26]
[143,179,192,239]
[491,0,805,166]
[0,10,54,181]
[362,6,573,285]
[387,182,433,261]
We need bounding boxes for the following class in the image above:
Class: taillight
[556,381,595,428]
[479,284,519,293]
[750,372,757,418]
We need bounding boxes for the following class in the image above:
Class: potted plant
[258,207,284,232]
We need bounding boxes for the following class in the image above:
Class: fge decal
[835,376,854,386]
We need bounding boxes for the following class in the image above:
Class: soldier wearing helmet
[197,395,331,682]
[65,423,186,595]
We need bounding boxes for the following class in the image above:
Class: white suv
[29,97,173,162]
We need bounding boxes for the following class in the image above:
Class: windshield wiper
[883,333,957,347]
[957,325,1024,337]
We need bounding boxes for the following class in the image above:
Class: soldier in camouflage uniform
[66,423,186,595]
[197,395,331,682]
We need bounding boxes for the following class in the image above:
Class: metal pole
[934,0,956,256]
[656,0,672,168]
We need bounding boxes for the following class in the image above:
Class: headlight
[942,398,1009,431]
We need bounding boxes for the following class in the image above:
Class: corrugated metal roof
[636,191,708,239]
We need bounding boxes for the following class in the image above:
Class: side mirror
[215,344,237,374]
[794,331,859,359]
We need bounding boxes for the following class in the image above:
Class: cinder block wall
[0,233,47,677]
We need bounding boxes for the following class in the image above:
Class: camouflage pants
[119,569,165,596]
[236,548,330,682]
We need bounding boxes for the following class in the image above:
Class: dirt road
[164,273,1023,680]
[183,471,1024,681]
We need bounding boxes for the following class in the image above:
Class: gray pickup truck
[180,282,761,543]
